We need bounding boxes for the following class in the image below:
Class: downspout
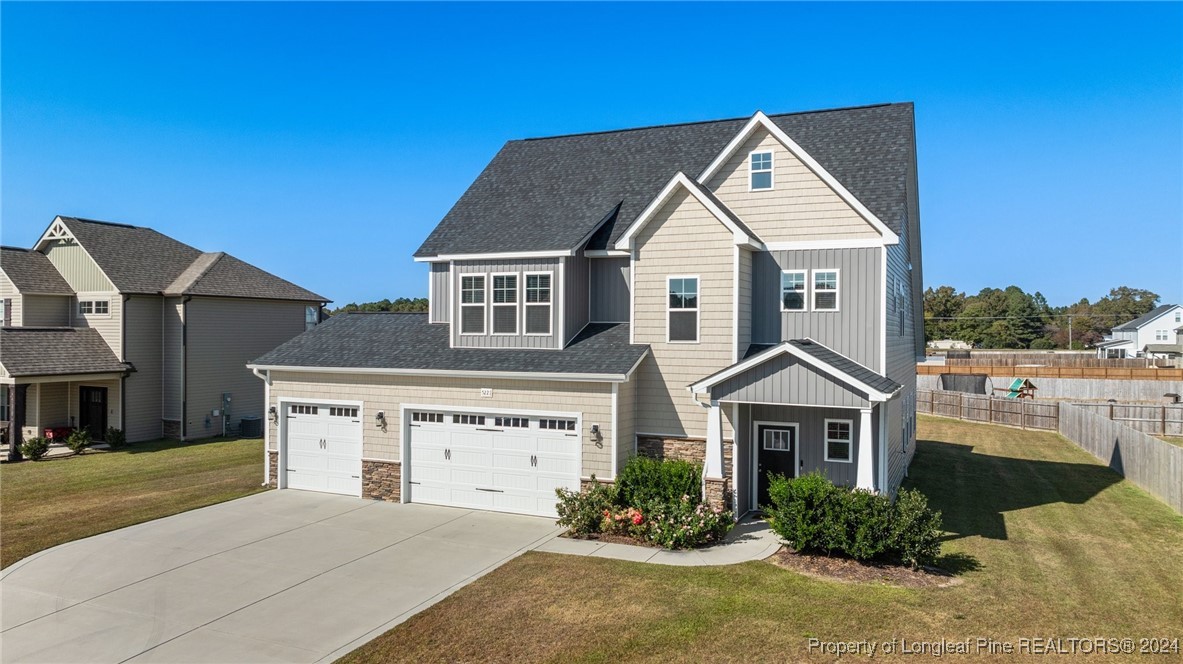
[252,367,271,486]
[120,294,130,436]
[181,296,191,440]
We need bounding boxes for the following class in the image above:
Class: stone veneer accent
[580,477,614,491]
[163,419,181,439]
[267,451,278,489]
[704,477,732,511]
[362,460,401,502]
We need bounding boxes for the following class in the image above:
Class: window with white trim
[1156,330,1170,342]
[763,428,793,451]
[749,151,773,190]
[824,419,852,462]
[897,280,906,336]
[781,270,806,311]
[411,411,443,424]
[494,416,528,428]
[668,277,698,342]
[460,275,486,335]
[524,273,552,335]
[813,270,839,312]
[453,414,486,426]
[78,299,109,316]
[492,274,518,335]
[539,418,576,431]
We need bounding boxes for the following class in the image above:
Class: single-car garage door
[284,402,363,496]
[407,409,580,517]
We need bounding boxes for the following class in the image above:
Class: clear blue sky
[3,2,1180,307]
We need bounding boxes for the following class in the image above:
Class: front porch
[2,376,123,446]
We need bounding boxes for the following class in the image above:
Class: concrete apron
[0,491,561,664]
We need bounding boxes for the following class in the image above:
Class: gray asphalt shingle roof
[0,247,73,295]
[1114,304,1179,331]
[787,339,901,394]
[415,103,914,256]
[250,313,648,377]
[164,252,326,302]
[0,327,129,377]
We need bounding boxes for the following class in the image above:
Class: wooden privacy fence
[917,389,1060,430]
[942,354,1171,368]
[1069,402,1183,438]
[918,364,1183,381]
[1058,403,1183,514]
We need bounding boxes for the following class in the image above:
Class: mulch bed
[561,531,663,548]
[768,547,961,588]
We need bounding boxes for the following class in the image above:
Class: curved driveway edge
[0,491,561,663]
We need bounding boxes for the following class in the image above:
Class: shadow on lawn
[903,439,1121,542]
[124,436,254,454]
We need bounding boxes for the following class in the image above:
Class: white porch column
[704,400,724,478]
[856,407,875,490]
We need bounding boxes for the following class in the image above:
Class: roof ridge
[165,251,225,295]
[58,216,139,229]
[517,103,901,142]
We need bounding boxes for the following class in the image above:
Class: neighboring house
[249,103,924,518]
[1,216,327,453]
[927,339,972,350]
[1094,304,1183,359]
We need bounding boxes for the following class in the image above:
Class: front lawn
[340,416,1183,663]
[0,437,267,568]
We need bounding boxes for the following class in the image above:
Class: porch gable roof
[0,327,130,377]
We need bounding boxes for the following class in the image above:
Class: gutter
[246,362,644,384]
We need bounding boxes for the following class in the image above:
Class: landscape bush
[644,497,733,549]
[20,436,50,461]
[105,427,127,450]
[555,477,616,536]
[65,429,91,455]
[765,472,943,568]
[615,456,701,508]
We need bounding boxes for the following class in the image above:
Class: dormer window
[492,274,518,335]
[749,151,773,190]
[524,272,552,335]
[460,275,486,335]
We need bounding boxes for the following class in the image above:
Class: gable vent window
[460,275,486,335]
[453,414,486,426]
[813,270,839,312]
[411,411,443,424]
[781,270,807,312]
[492,274,518,335]
[525,273,552,335]
[668,276,699,342]
[540,418,576,431]
[749,151,773,190]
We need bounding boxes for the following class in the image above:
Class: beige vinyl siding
[43,241,115,292]
[21,295,71,327]
[633,187,735,440]
[266,372,615,478]
[161,298,184,421]
[20,384,40,440]
[68,378,122,432]
[1,272,22,326]
[616,376,636,473]
[37,382,70,429]
[706,129,880,243]
[73,293,122,357]
[124,295,163,441]
[185,297,309,438]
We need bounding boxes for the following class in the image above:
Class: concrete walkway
[536,519,782,565]
[0,491,560,663]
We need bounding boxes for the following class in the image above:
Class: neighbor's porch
[2,375,123,446]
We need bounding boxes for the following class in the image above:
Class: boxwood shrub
[615,456,701,508]
[20,436,50,461]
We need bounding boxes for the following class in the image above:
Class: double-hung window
[824,419,852,462]
[897,281,906,335]
[492,274,518,335]
[813,270,839,312]
[781,270,807,311]
[305,305,319,331]
[460,275,486,334]
[749,151,773,190]
[667,276,699,342]
[524,273,552,335]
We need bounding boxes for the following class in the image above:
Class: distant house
[1094,304,1183,359]
[1,216,327,453]
[927,339,972,350]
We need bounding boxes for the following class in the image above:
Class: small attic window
[749,151,773,190]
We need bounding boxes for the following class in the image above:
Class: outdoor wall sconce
[268,405,278,424]
[590,423,603,448]
[375,411,387,432]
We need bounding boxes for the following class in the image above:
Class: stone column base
[267,450,278,488]
[163,419,182,439]
[704,477,732,512]
[362,460,401,502]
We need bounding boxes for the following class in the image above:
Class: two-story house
[249,103,924,518]
[1095,304,1183,359]
[1,216,327,457]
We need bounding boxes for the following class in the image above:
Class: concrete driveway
[0,491,561,663]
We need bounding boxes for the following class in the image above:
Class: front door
[756,423,797,509]
[79,386,107,441]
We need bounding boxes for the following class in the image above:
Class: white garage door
[284,403,363,496]
[407,409,580,517]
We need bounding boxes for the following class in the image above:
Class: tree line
[329,297,428,315]
[924,285,1162,349]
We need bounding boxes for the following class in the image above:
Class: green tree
[330,297,428,315]
[922,286,966,342]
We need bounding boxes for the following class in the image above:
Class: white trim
[628,244,636,344]
[696,112,900,244]
[414,249,573,263]
[248,361,647,383]
[489,272,520,336]
[5,372,125,385]
[747,149,774,192]
[878,402,888,492]
[522,270,554,336]
[810,268,840,312]
[822,418,854,463]
[688,339,897,401]
[779,269,808,313]
[880,246,888,374]
[610,382,619,480]
[613,172,762,250]
[458,273,488,336]
[448,263,455,347]
[751,420,799,510]
[33,216,121,291]
[666,274,700,344]
[731,402,740,512]
[558,259,566,344]
[426,265,433,323]
[584,249,630,258]
[274,395,364,496]
[361,457,399,464]
[764,238,885,251]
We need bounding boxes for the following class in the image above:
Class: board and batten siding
[266,371,615,479]
[42,241,115,293]
[123,295,163,442]
[632,187,735,440]
[0,273,22,326]
[185,297,309,439]
[161,298,184,421]
[740,403,871,500]
[751,247,881,370]
[885,238,918,492]
[21,295,71,327]
[737,248,752,360]
[589,256,629,323]
[429,262,450,324]
[710,352,871,409]
[452,258,561,349]
[564,252,589,344]
[706,128,881,243]
[72,293,122,359]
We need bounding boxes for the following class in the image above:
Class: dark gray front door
[79,386,107,441]
[756,424,797,509]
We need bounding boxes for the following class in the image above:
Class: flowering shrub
[644,496,733,549]
[555,478,617,536]
[601,506,648,539]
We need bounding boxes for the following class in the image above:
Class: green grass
[0,437,267,568]
[340,416,1183,663]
